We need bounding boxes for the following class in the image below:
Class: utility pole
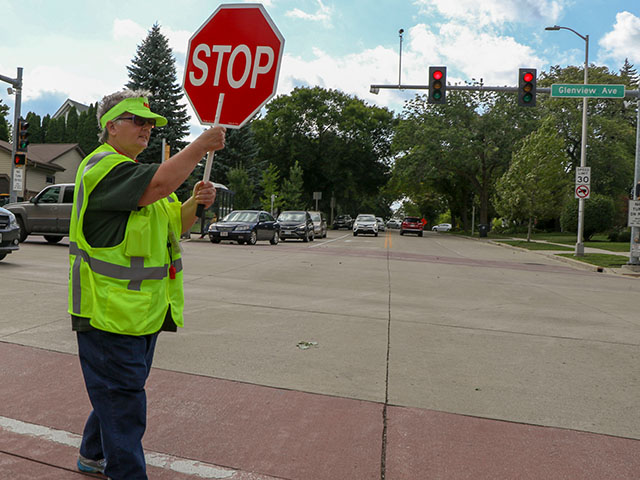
[0,67,23,203]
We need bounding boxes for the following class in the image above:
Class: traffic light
[14,152,26,166]
[517,68,537,107]
[428,66,447,104]
[17,117,30,152]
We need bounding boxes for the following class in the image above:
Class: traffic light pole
[0,67,23,203]
[369,83,552,95]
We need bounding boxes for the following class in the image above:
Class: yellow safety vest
[68,144,184,335]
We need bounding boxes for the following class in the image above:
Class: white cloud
[413,0,566,26]
[277,45,404,111]
[286,0,333,26]
[599,11,640,64]
[273,20,547,114]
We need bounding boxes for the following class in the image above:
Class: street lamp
[545,25,589,256]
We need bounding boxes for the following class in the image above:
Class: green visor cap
[100,97,167,128]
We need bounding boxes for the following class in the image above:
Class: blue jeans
[77,329,159,480]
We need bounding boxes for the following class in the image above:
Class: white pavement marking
[308,233,350,247]
[0,415,235,479]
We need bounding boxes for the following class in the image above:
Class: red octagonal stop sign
[183,4,284,128]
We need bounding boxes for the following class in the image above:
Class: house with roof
[0,140,85,200]
[52,99,89,121]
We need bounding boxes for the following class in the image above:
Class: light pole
[545,25,589,256]
[398,29,404,86]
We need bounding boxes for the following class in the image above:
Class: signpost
[551,84,625,98]
[183,3,285,215]
[574,166,591,199]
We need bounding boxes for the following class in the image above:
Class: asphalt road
[1,228,639,442]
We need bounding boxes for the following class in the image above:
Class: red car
[400,216,424,237]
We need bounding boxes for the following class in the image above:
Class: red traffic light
[14,153,26,166]
[523,72,534,82]
[428,66,447,104]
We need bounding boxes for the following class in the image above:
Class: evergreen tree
[41,115,51,143]
[77,103,100,154]
[620,58,639,88]
[126,22,190,163]
[46,116,66,143]
[0,99,10,142]
[280,160,305,210]
[64,106,79,143]
[227,166,255,209]
[25,112,43,143]
[212,123,261,186]
[259,163,282,213]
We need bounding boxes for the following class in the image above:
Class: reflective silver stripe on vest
[72,151,118,311]
[70,242,171,310]
[75,152,116,219]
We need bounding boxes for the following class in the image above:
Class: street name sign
[575,167,590,199]
[551,84,625,98]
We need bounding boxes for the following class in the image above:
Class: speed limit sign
[575,167,591,199]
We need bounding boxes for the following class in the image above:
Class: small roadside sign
[551,84,625,98]
[575,167,590,199]
[12,167,23,191]
[629,200,640,227]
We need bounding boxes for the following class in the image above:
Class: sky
[1,0,639,138]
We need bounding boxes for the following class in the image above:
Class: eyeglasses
[116,115,156,128]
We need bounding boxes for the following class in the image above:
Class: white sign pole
[196,94,224,217]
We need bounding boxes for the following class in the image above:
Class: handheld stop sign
[183,3,284,216]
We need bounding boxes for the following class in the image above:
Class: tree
[392,89,540,226]
[25,112,43,143]
[252,86,395,215]
[126,22,190,164]
[259,163,282,213]
[64,107,79,143]
[46,115,66,143]
[280,160,304,210]
[227,166,254,209]
[77,103,100,154]
[538,65,635,200]
[620,59,639,89]
[560,193,615,240]
[0,99,10,142]
[495,119,571,241]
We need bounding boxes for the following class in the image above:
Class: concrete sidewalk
[1,341,639,480]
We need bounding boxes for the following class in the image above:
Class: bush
[560,194,615,240]
[609,228,631,242]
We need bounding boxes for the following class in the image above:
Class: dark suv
[332,214,353,230]
[278,211,315,242]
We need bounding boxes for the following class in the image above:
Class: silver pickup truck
[5,183,74,243]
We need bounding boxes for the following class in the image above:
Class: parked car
[400,216,424,237]
[353,214,378,237]
[208,210,279,245]
[0,207,20,261]
[4,183,74,243]
[376,217,386,232]
[333,214,353,230]
[309,211,327,238]
[386,219,401,229]
[278,211,314,242]
[432,223,452,232]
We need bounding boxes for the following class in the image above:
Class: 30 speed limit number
[575,167,591,199]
